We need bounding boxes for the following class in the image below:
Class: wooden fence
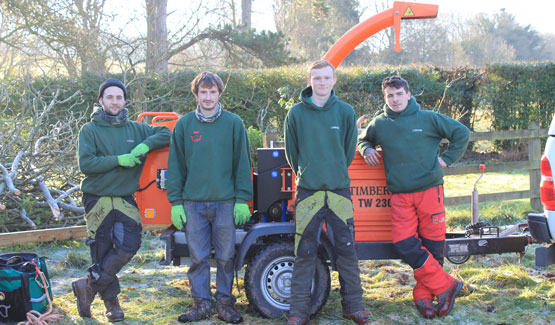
[444,121,544,211]
[0,224,167,246]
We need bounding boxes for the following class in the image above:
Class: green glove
[117,153,141,167]
[130,143,150,157]
[234,203,251,225]
[171,205,187,230]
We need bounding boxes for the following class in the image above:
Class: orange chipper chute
[323,1,439,68]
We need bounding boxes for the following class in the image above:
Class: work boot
[177,298,212,322]
[104,296,124,322]
[215,298,243,324]
[287,315,310,325]
[343,309,370,324]
[72,277,96,318]
[436,280,464,317]
[415,298,437,319]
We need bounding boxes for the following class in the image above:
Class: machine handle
[356,115,368,129]
[137,112,181,123]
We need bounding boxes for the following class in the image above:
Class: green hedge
[4,63,554,137]
[484,64,555,130]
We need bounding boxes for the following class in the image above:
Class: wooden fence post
[528,121,542,211]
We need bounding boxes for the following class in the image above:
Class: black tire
[244,241,331,318]
[447,254,471,264]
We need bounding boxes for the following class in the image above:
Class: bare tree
[0,0,110,75]
[140,1,294,70]
[273,0,361,62]
[146,0,169,73]
[241,0,252,30]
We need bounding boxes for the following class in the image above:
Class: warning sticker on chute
[403,7,415,17]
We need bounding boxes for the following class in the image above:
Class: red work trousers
[390,184,454,302]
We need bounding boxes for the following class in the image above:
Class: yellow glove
[171,205,187,230]
[117,153,141,167]
[233,203,251,225]
[130,143,150,157]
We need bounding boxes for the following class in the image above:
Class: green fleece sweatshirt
[357,97,470,194]
[78,108,171,196]
[284,87,357,191]
[166,110,253,205]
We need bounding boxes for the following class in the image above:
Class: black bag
[0,253,52,322]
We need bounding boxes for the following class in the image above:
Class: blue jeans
[183,201,235,301]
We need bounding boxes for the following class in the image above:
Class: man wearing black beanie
[98,79,127,101]
[73,78,171,321]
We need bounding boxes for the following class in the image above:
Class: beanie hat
[98,79,127,100]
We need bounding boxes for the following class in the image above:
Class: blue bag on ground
[0,253,53,322]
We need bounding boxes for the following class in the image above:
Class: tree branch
[37,176,61,220]
[0,163,21,195]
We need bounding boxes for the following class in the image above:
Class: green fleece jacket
[357,97,470,194]
[166,110,253,205]
[78,107,171,196]
[284,87,357,191]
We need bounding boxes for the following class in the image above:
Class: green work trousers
[289,187,364,318]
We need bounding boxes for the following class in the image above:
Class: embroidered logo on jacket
[412,128,423,132]
[191,131,202,142]
[331,126,340,130]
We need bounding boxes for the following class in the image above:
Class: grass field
[3,170,554,324]
[444,169,535,229]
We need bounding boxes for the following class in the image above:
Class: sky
[251,0,554,35]
[106,0,553,42]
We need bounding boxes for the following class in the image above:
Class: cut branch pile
[0,80,87,231]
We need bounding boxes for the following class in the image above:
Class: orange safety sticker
[144,208,156,219]
[403,6,415,17]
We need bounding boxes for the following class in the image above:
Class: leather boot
[437,280,464,317]
[178,298,212,322]
[343,309,371,324]
[215,298,243,324]
[287,315,310,325]
[415,298,437,319]
[72,277,96,318]
[104,296,125,322]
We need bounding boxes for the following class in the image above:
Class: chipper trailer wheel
[244,241,331,318]
[447,254,471,264]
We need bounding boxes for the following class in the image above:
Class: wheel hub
[261,256,294,309]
